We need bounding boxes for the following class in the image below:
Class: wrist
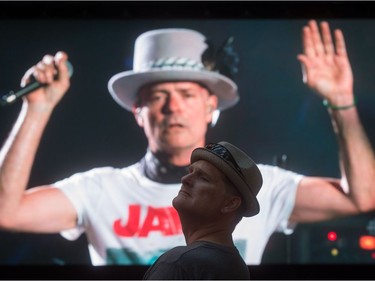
[323,97,357,111]
[23,102,55,122]
[25,100,55,113]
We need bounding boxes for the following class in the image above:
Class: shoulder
[257,164,304,188]
[154,244,216,264]
[177,242,238,264]
[54,162,142,186]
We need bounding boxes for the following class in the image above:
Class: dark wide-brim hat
[107,28,239,111]
[191,141,263,217]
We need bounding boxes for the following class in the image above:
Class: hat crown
[134,29,207,72]
[219,141,263,197]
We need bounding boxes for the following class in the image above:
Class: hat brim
[191,147,261,217]
[108,69,239,111]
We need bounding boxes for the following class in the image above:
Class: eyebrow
[189,164,216,181]
[152,87,195,94]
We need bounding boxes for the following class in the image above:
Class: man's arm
[0,52,78,232]
[290,20,375,223]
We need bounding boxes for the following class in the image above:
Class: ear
[132,107,144,127]
[205,95,218,124]
[221,196,242,214]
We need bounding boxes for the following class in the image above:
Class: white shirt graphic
[55,162,302,265]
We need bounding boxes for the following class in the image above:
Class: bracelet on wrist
[322,97,356,110]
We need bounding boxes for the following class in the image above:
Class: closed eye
[188,164,212,182]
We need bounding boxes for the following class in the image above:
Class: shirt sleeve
[257,164,304,234]
[53,168,109,240]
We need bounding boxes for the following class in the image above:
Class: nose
[162,93,182,114]
[181,173,192,187]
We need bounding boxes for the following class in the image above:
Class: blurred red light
[359,236,375,250]
[327,231,337,241]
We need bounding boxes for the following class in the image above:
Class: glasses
[205,143,244,177]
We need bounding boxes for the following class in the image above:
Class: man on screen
[0,20,374,265]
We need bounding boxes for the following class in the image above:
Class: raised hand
[297,20,354,106]
[20,51,71,109]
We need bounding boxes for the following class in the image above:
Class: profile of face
[173,160,242,221]
[133,82,218,154]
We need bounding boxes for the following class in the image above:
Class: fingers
[54,51,70,81]
[309,20,325,56]
[320,21,335,55]
[302,20,343,57]
[334,29,347,57]
[20,51,69,87]
[301,25,315,58]
[39,54,56,83]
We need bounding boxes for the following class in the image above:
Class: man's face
[134,82,218,155]
[172,160,235,221]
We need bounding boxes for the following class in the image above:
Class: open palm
[298,21,353,103]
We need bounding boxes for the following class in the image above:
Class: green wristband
[323,97,357,110]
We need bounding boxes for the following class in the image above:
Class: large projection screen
[0,1,374,279]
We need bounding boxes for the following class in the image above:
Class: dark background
[0,1,374,279]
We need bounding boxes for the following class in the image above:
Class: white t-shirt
[54,162,302,265]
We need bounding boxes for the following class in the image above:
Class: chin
[172,195,186,212]
[164,133,188,142]
[168,132,204,146]
[160,137,193,151]
[172,195,181,207]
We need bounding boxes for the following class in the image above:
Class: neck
[153,148,191,167]
[180,216,235,247]
[149,140,206,166]
[141,150,189,184]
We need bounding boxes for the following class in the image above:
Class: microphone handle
[0,61,74,106]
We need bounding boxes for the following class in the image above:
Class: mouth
[162,124,185,135]
[168,123,184,129]
[178,189,191,197]
[164,118,186,130]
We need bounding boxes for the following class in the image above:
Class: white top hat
[107,28,239,111]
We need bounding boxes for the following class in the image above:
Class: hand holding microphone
[1,52,73,106]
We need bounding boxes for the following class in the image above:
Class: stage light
[331,248,339,256]
[359,235,375,250]
[327,231,337,241]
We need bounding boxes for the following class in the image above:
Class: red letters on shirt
[113,205,182,237]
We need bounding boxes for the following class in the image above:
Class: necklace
[140,150,189,184]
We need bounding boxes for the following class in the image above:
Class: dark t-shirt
[143,241,250,280]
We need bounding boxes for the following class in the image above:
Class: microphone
[0,61,74,106]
